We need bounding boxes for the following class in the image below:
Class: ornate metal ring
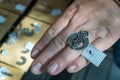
[68,31,89,50]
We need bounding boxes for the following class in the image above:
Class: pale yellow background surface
[28,0,69,24]
[0,0,32,14]
[0,62,24,80]
[0,17,50,71]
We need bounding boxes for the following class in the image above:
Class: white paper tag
[15,4,26,12]
[81,45,107,67]
[0,15,6,24]
[24,42,35,51]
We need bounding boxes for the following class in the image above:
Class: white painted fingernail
[31,63,42,74]
[69,65,77,71]
[48,62,59,73]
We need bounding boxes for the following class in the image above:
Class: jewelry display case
[0,8,19,41]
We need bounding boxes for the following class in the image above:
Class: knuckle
[59,54,73,65]
[52,36,66,49]
[46,28,57,38]
[37,54,50,64]
[64,4,78,15]
[60,57,68,64]
[63,7,74,19]
[63,12,71,19]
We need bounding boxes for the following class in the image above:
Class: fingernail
[31,61,37,66]
[48,62,59,73]
[31,63,42,74]
[69,65,77,71]
[31,49,39,57]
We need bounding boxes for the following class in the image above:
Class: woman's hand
[31,0,120,75]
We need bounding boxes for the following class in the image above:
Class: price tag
[81,45,107,67]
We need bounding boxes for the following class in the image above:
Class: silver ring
[68,31,107,67]
[68,31,89,50]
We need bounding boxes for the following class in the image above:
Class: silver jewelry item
[68,31,89,50]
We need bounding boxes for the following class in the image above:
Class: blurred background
[0,0,120,80]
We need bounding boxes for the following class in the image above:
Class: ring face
[68,31,89,50]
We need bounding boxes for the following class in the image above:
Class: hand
[31,0,120,75]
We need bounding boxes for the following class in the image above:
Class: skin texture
[31,0,120,75]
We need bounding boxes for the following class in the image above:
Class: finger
[31,2,78,59]
[67,56,89,73]
[66,37,112,73]
[46,46,81,75]
[92,37,118,51]
[66,38,108,73]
